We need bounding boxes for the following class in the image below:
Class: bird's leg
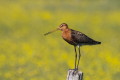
[77,46,81,69]
[72,46,78,75]
[74,46,77,70]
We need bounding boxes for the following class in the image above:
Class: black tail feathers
[96,41,101,44]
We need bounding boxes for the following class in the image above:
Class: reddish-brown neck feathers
[62,29,71,41]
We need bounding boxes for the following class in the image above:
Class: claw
[72,68,78,75]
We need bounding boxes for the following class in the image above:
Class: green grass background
[0,0,120,80]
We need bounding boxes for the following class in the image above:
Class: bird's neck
[62,28,71,41]
[62,28,70,32]
[62,28,71,36]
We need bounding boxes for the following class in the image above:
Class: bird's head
[44,23,68,36]
[58,23,68,31]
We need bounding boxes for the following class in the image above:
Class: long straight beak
[44,28,59,36]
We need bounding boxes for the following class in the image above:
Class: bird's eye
[61,25,63,27]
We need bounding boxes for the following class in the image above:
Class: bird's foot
[72,68,78,75]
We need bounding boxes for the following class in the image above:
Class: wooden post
[66,69,83,80]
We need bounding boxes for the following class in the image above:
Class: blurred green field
[0,0,120,80]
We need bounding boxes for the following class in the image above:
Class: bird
[44,23,101,70]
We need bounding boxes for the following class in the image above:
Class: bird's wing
[71,29,96,44]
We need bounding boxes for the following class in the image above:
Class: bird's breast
[62,30,71,41]
[62,30,77,46]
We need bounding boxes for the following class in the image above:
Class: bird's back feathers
[71,29,101,46]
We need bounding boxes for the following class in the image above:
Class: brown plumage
[60,23,101,46]
[44,23,101,70]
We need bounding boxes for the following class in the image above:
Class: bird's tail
[95,41,101,44]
